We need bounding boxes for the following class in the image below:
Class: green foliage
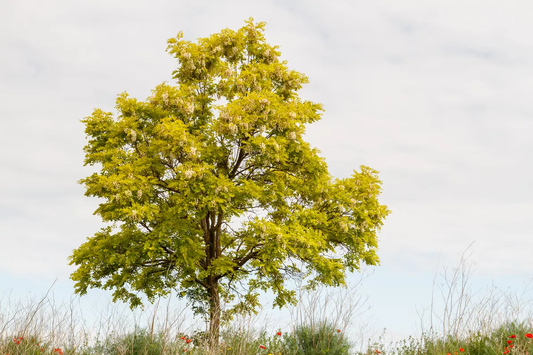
[488,320,533,355]
[279,321,353,355]
[462,331,498,355]
[191,329,211,349]
[80,327,170,355]
[388,334,424,355]
[107,327,163,355]
[0,334,47,355]
[69,16,391,347]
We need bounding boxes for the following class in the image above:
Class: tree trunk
[208,279,221,354]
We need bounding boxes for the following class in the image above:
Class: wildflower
[260,345,266,349]
[509,345,514,348]
[124,128,137,142]
[186,339,192,343]
[507,340,513,344]
[337,329,341,333]
[460,348,464,352]
[526,334,533,339]
[185,102,194,115]
[376,351,381,354]
[277,331,282,336]
[504,351,510,354]
[509,335,517,338]
[228,123,238,134]
[447,353,451,355]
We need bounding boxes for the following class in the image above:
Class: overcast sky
[2,0,533,352]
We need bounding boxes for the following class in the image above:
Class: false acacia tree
[69,17,391,352]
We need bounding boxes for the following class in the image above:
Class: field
[1,251,532,355]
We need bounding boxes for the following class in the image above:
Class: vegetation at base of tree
[2,252,533,355]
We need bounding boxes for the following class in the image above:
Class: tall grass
[1,245,533,355]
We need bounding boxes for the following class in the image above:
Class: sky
[2,0,533,352]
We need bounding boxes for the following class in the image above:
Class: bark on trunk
[202,209,224,354]
[208,279,221,354]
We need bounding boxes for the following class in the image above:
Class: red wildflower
[186,339,192,344]
[460,348,464,352]
[277,332,282,336]
[509,335,517,338]
[507,340,513,344]
[259,345,266,349]
[526,334,533,339]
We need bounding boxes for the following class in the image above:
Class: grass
[1,245,533,355]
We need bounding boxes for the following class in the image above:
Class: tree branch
[161,245,176,256]
[139,221,153,233]
[228,142,247,179]
[215,245,263,281]
[195,277,208,289]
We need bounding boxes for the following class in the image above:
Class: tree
[69,17,391,353]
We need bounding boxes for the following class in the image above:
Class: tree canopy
[69,17,391,351]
